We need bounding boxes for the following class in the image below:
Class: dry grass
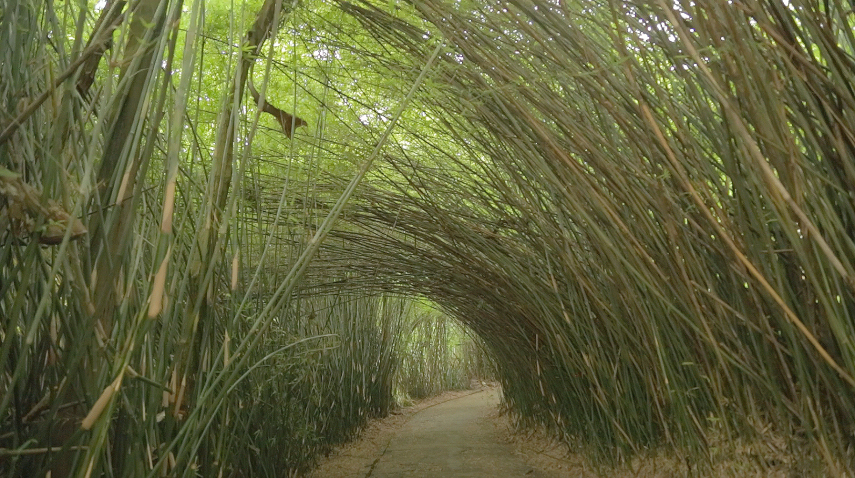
[492,411,820,478]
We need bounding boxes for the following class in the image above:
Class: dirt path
[308,387,562,478]
[307,385,797,478]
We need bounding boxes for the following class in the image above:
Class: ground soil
[306,385,558,477]
[306,385,804,478]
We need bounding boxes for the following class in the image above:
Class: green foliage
[317,0,855,473]
[4,0,855,476]
[397,307,495,399]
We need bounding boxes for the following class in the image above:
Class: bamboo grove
[2,0,855,476]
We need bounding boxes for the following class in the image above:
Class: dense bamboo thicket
[0,0,485,475]
[396,308,493,399]
[2,0,855,476]
[329,0,855,474]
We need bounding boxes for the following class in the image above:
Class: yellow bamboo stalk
[148,247,173,318]
[80,373,123,430]
[173,374,187,419]
[231,251,239,291]
[224,330,231,367]
[162,179,176,234]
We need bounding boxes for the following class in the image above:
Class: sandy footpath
[305,385,795,477]
[306,386,570,477]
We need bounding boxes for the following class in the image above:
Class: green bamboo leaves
[331,0,855,473]
[6,0,855,476]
